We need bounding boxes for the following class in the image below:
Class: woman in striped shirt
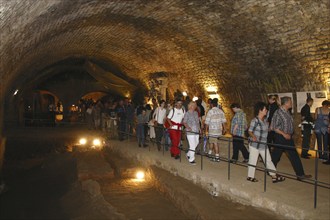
[247,102,285,183]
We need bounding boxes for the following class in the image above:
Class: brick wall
[0,0,329,134]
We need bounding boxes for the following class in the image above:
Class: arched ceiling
[0,0,329,106]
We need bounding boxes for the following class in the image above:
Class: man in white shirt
[153,100,167,150]
[205,99,227,162]
[166,100,185,159]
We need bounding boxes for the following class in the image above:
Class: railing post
[228,137,231,180]
[264,145,267,192]
[314,150,319,209]
[201,145,203,171]
[179,129,182,163]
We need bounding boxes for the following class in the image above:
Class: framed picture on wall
[268,93,294,112]
[296,91,328,113]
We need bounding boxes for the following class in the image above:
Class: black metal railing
[4,118,330,209]
[113,121,330,209]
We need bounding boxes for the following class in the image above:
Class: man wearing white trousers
[247,102,285,183]
[183,101,201,165]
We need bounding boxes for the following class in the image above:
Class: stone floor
[109,136,330,220]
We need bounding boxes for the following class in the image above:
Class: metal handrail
[4,118,329,209]
[113,120,329,209]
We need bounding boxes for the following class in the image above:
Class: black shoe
[138,144,141,147]
[297,174,312,181]
[307,153,312,156]
[189,160,196,165]
[230,159,237,164]
[143,144,148,148]
[157,144,161,151]
[242,159,249,163]
[174,155,180,160]
[323,160,330,165]
[301,155,310,159]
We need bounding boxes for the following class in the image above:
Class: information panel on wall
[268,93,294,112]
[296,91,328,113]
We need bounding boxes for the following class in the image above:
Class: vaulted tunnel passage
[1,0,329,128]
[0,0,329,219]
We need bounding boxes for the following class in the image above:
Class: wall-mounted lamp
[206,86,217,93]
[192,96,198,101]
[13,89,19,96]
[182,91,187,97]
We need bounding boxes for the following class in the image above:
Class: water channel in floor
[0,130,281,219]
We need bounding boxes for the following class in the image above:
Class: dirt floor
[0,126,289,219]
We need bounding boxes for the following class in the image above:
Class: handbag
[164,120,171,129]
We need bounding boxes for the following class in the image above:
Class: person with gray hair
[270,96,312,180]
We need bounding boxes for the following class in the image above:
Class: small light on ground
[79,138,87,145]
[136,171,145,180]
[93,139,101,146]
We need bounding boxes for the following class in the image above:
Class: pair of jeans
[267,131,276,153]
[316,132,329,159]
[118,120,126,140]
[164,130,171,150]
[232,135,249,160]
[136,124,145,145]
[271,134,305,176]
[155,125,164,147]
[301,125,312,157]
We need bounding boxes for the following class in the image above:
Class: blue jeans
[316,132,329,159]
[164,129,171,151]
[136,124,145,145]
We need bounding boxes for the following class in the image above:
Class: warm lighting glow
[93,139,101,146]
[13,89,19,96]
[182,91,187,97]
[327,77,330,84]
[209,94,220,99]
[136,171,145,180]
[79,138,87,145]
[192,96,198,101]
[206,86,217,92]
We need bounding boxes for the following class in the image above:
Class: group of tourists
[92,94,330,183]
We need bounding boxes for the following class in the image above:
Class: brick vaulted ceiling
[0,0,329,106]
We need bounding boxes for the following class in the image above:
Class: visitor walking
[314,100,330,161]
[204,99,227,162]
[271,96,312,180]
[230,103,249,163]
[183,101,201,165]
[247,102,285,183]
[166,99,185,159]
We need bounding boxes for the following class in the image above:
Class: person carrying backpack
[247,102,285,183]
[165,99,185,159]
